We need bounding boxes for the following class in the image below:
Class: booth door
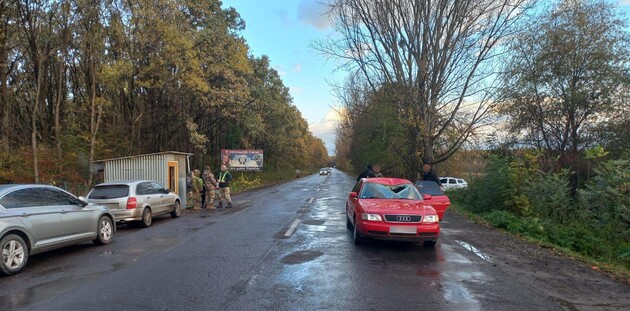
[167,161,178,195]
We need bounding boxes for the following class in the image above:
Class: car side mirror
[349,192,358,199]
[423,194,432,200]
[77,196,89,207]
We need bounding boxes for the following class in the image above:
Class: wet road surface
[1,170,628,310]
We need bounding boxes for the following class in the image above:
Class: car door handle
[21,213,30,217]
[61,210,68,214]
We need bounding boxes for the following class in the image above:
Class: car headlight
[422,215,439,223]
[361,213,382,221]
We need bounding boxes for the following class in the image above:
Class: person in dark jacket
[357,165,375,181]
[216,165,233,208]
[421,162,442,187]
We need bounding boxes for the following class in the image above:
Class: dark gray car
[86,180,181,227]
[0,184,115,275]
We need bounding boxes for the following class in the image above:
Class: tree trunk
[32,57,43,183]
[87,57,100,187]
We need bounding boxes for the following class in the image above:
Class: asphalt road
[1,170,629,311]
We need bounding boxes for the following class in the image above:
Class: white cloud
[273,65,286,76]
[294,63,302,72]
[309,108,342,155]
[297,0,332,30]
[290,86,303,96]
[621,0,630,6]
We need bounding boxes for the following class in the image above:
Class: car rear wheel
[94,216,114,245]
[353,217,364,245]
[1,234,29,276]
[346,206,353,230]
[170,201,181,218]
[141,208,152,228]
[423,240,437,248]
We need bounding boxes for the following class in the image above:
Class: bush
[523,171,572,222]
[578,158,630,244]
[464,155,513,213]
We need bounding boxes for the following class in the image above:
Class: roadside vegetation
[448,152,630,279]
[0,0,329,190]
[328,0,629,277]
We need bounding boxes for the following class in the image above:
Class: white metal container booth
[92,151,192,208]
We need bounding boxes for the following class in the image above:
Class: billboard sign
[221,149,264,171]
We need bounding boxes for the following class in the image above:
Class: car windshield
[88,185,129,199]
[415,181,445,196]
[359,182,421,200]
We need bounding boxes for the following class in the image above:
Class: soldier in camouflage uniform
[202,166,218,209]
[191,169,204,210]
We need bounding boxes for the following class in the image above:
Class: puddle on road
[280,250,324,265]
[443,281,481,306]
[302,219,325,226]
[456,240,492,262]
[303,225,327,232]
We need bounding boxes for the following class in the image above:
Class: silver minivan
[87,180,181,227]
[0,184,115,275]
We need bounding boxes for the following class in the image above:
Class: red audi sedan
[346,178,440,247]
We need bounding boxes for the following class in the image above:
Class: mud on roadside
[444,211,630,311]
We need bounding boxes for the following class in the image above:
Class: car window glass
[88,185,129,199]
[42,188,79,206]
[449,179,456,184]
[360,182,421,200]
[415,181,445,196]
[439,178,447,184]
[0,188,48,208]
[136,183,152,195]
[457,179,464,184]
[151,183,166,194]
[352,180,362,193]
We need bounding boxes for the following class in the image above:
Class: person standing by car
[421,162,443,188]
[186,171,194,208]
[202,166,218,209]
[372,164,383,177]
[357,164,375,181]
[216,165,233,208]
[191,169,204,210]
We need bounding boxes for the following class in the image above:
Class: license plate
[390,226,417,234]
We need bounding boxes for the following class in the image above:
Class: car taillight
[126,197,137,209]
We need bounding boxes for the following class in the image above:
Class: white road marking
[308,197,314,204]
[456,240,492,262]
[284,219,301,237]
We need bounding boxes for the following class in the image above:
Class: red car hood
[359,199,436,215]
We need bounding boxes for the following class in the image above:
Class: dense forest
[0,0,329,188]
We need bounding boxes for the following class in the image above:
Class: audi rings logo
[396,216,412,222]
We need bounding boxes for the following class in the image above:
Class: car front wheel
[423,240,437,248]
[94,216,114,245]
[1,234,29,276]
[353,217,364,245]
[170,201,181,218]
[141,208,152,227]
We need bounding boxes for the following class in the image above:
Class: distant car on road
[439,177,468,190]
[87,180,181,227]
[0,184,115,275]
[415,181,451,220]
[346,178,440,247]
[319,168,330,175]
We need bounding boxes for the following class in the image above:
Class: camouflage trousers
[187,191,201,209]
[204,188,217,208]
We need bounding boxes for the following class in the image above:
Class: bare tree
[318,0,534,172]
